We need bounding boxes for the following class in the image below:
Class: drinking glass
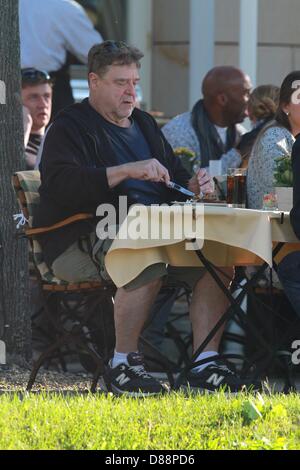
[227,168,247,208]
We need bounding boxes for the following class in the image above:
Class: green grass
[0,392,300,450]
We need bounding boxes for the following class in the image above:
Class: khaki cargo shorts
[51,232,205,291]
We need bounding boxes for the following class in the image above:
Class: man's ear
[217,93,228,106]
[88,72,99,89]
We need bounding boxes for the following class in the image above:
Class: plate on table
[171,200,228,207]
[203,202,228,207]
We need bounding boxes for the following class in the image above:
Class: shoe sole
[110,383,167,398]
[178,385,240,395]
[178,383,262,395]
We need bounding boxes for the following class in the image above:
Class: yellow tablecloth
[105,205,300,287]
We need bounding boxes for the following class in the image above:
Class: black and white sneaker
[181,361,259,394]
[104,352,167,397]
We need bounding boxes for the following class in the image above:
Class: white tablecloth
[105,205,300,287]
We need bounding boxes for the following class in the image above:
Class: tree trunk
[0,0,31,365]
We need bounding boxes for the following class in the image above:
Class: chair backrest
[12,170,41,226]
[12,171,68,285]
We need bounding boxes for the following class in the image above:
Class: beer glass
[227,168,247,208]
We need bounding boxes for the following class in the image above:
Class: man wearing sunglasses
[21,68,53,169]
[35,41,252,397]
[19,0,103,118]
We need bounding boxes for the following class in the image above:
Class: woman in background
[247,71,300,209]
[237,84,279,167]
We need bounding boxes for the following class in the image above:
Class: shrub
[273,155,293,187]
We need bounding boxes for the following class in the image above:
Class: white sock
[192,351,218,373]
[111,351,129,368]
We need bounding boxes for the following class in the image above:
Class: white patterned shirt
[162,111,244,174]
[247,125,295,209]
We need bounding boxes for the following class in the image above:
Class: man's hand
[23,105,33,147]
[188,168,214,196]
[107,158,170,188]
[126,159,170,184]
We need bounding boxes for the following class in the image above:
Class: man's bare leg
[114,278,162,353]
[189,268,234,353]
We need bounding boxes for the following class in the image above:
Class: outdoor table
[105,204,300,386]
[105,204,299,287]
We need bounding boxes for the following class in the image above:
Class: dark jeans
[278,251,300,317]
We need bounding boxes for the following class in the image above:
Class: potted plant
[273,155,293,211]
[173,147,197,175]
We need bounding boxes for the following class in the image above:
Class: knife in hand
[167,181,195,198]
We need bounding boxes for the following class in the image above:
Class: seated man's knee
[123,263,166,292]
[123,275,163,293]
[143,277,163,291]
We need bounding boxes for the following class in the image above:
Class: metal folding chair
[13,171,116,392]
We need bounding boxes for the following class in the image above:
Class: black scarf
[191,99,237,167]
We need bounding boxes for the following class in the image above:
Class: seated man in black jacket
[278,133,300,317]
[36,40,247,396]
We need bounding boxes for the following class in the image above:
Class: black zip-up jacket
[35,98,190,266]
[290,133,300,239]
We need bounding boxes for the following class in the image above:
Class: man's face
[22,83,52,132]
[222,75,252,125]
[89,63,140,123]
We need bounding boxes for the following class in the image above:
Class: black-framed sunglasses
[21,68,51,82]
[102,40,129,52]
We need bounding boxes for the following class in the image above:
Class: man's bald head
[202,66,248,100]
[201,66,252,126]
